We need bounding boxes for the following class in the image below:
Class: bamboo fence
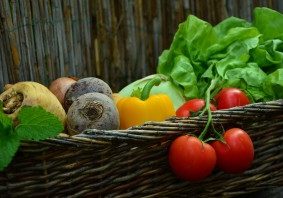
[0,0,283,92]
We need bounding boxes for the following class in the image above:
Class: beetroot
[64,77,113,110]
[66,92,119,135]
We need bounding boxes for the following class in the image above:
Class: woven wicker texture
[0,100,282,197]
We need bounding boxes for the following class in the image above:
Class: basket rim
[21,99,283,147]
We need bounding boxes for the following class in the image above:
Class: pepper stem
[198,77,219,141]
[140,77,162,101]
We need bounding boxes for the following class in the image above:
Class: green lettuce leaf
[223,63,269,101]
[207,19,258,59]
[263,68,283,99]
[251,39,283,73]
[157,15,216,76]
[171,55,199,98]
[253,7,283,41]
[156,7,283,102]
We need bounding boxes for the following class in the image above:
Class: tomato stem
[198,78,219,141]
[140,77,162,101]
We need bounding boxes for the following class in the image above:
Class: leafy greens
[157,7,283,102]
[0,103,64,171]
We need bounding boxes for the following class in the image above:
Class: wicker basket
[0,99,282,197]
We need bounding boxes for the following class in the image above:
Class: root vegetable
[0,81,66,124]
[4,84,13,91]
[67,92,119,135]
[64,77,113,111]
[49,77,77,105]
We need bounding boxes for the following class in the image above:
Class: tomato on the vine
[176,98,217,117]
[210,128,254,174]
[168,135,216,181]
[215,88,250,110]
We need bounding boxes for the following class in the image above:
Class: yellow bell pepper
[112,93,123,104]
[116,77,175,129]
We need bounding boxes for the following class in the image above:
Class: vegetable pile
[164,7,283,181]
[0,82,66,170]
[118,7,283,181]
[0,7,282,184]
[0,77,120,170]
[158,7,283,103]
[169,127,254,181]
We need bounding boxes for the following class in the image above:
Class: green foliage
[15,106,64,141]
[0,103,63,171]
[157,7,283,102]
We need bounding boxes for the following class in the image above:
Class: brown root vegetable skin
[0,81,66,124]
[49,77,77,105]
[64,77,113,111]
[4,84,13,91]
[67,92,119,135]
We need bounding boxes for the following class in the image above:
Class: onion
[49,77,77,105]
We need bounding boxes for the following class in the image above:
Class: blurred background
[0,0,283,93]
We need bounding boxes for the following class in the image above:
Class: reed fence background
[0,0,283,92]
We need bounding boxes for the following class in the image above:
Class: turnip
[66,92,119,135]
[64,77,113,111]
[0,82,66,124]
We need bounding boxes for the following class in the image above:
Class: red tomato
[210,128,254,174]
[215,88,250,110]
[168,135,217,181]
[176,99,217,117]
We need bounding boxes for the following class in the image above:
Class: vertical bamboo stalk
[52,0,65,77]
[1,0,20,84]
[61,0,74,77]
[134,0,146,78]
[101,0,111,83]
[40,0,54,81]
[31,1,47,84]
[71,0,83,77]
[1,0,283,92]
[80,0,93,76]
[94,0,103,78]
[143,0,156,73]
[277,0,283,10]
[108,0,123,91]
[0,1,10,89]
[122,0,136,84]
[15,0,26,81]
